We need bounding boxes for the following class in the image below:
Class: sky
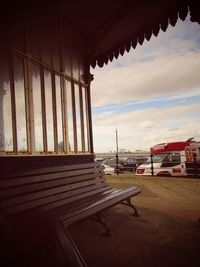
[90,15,200,153]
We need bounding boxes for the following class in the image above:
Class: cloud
[91,17,200,108]
[91,51,200,108]
[138,120,155,130]
[92,103,200,152]
[91,17,200,152]
[93,103,200,125]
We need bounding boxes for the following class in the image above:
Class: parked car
[114,164,124,174]
[103,158,116,167]
[116,157,148,172]
[101,163,115,175]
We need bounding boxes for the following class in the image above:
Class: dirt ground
[70,174,200,267]
[69,175,200,267]
[108,174,200,221]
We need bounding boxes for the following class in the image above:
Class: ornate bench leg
[122,198,140,217]
[91,215,111,237]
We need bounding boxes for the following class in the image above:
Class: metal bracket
[122,198,140,217]
[91,214,111,237]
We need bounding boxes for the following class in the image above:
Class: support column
[0,83,6,151]
[82,71,94,154]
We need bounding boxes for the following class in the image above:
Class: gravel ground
[69,174,200,267]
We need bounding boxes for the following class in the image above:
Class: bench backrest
[0,162,108,217]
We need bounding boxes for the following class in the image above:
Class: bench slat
[34,188,118,220]
[62,187,141,225]
[4,184,112,215]
[1,177,106,208]
[0,173,104,199]
[0,162,99,180]
[0,166,103,188]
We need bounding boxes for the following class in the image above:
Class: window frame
[0,45,92,155]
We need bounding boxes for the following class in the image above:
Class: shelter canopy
[1,0,199,69]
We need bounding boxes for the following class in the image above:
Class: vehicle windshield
[146,153,181,164]
[146,153,168,163]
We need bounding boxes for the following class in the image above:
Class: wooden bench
[0,162,141,267]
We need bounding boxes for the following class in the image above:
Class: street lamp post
[115,129,119,175]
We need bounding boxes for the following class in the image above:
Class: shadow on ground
[69,176,200,267]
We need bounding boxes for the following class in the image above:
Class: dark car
[114,164,124,174]
[115,157,148,172]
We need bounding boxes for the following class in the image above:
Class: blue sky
[91,15,200,153]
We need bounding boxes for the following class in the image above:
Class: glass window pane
[82,87,89,152]
[74,84,82,152]
[55,75,63,152]
[44,70,54,152]
[66,80,74,152]
[14,56,27,151]
[32,64,44,152]
[0,48,13,151]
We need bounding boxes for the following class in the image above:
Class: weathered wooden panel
[0,155,94,177]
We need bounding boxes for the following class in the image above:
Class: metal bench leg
[122,198,140,217]
[54,221,88,267]
[91,215,111,237]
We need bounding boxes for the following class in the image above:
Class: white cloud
[91,51,200,108]
[91,17,200,152]
[93,103,200,152]
[94,103,200,125]
[138,120,155,130]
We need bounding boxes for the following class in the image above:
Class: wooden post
[150,153,154,176]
